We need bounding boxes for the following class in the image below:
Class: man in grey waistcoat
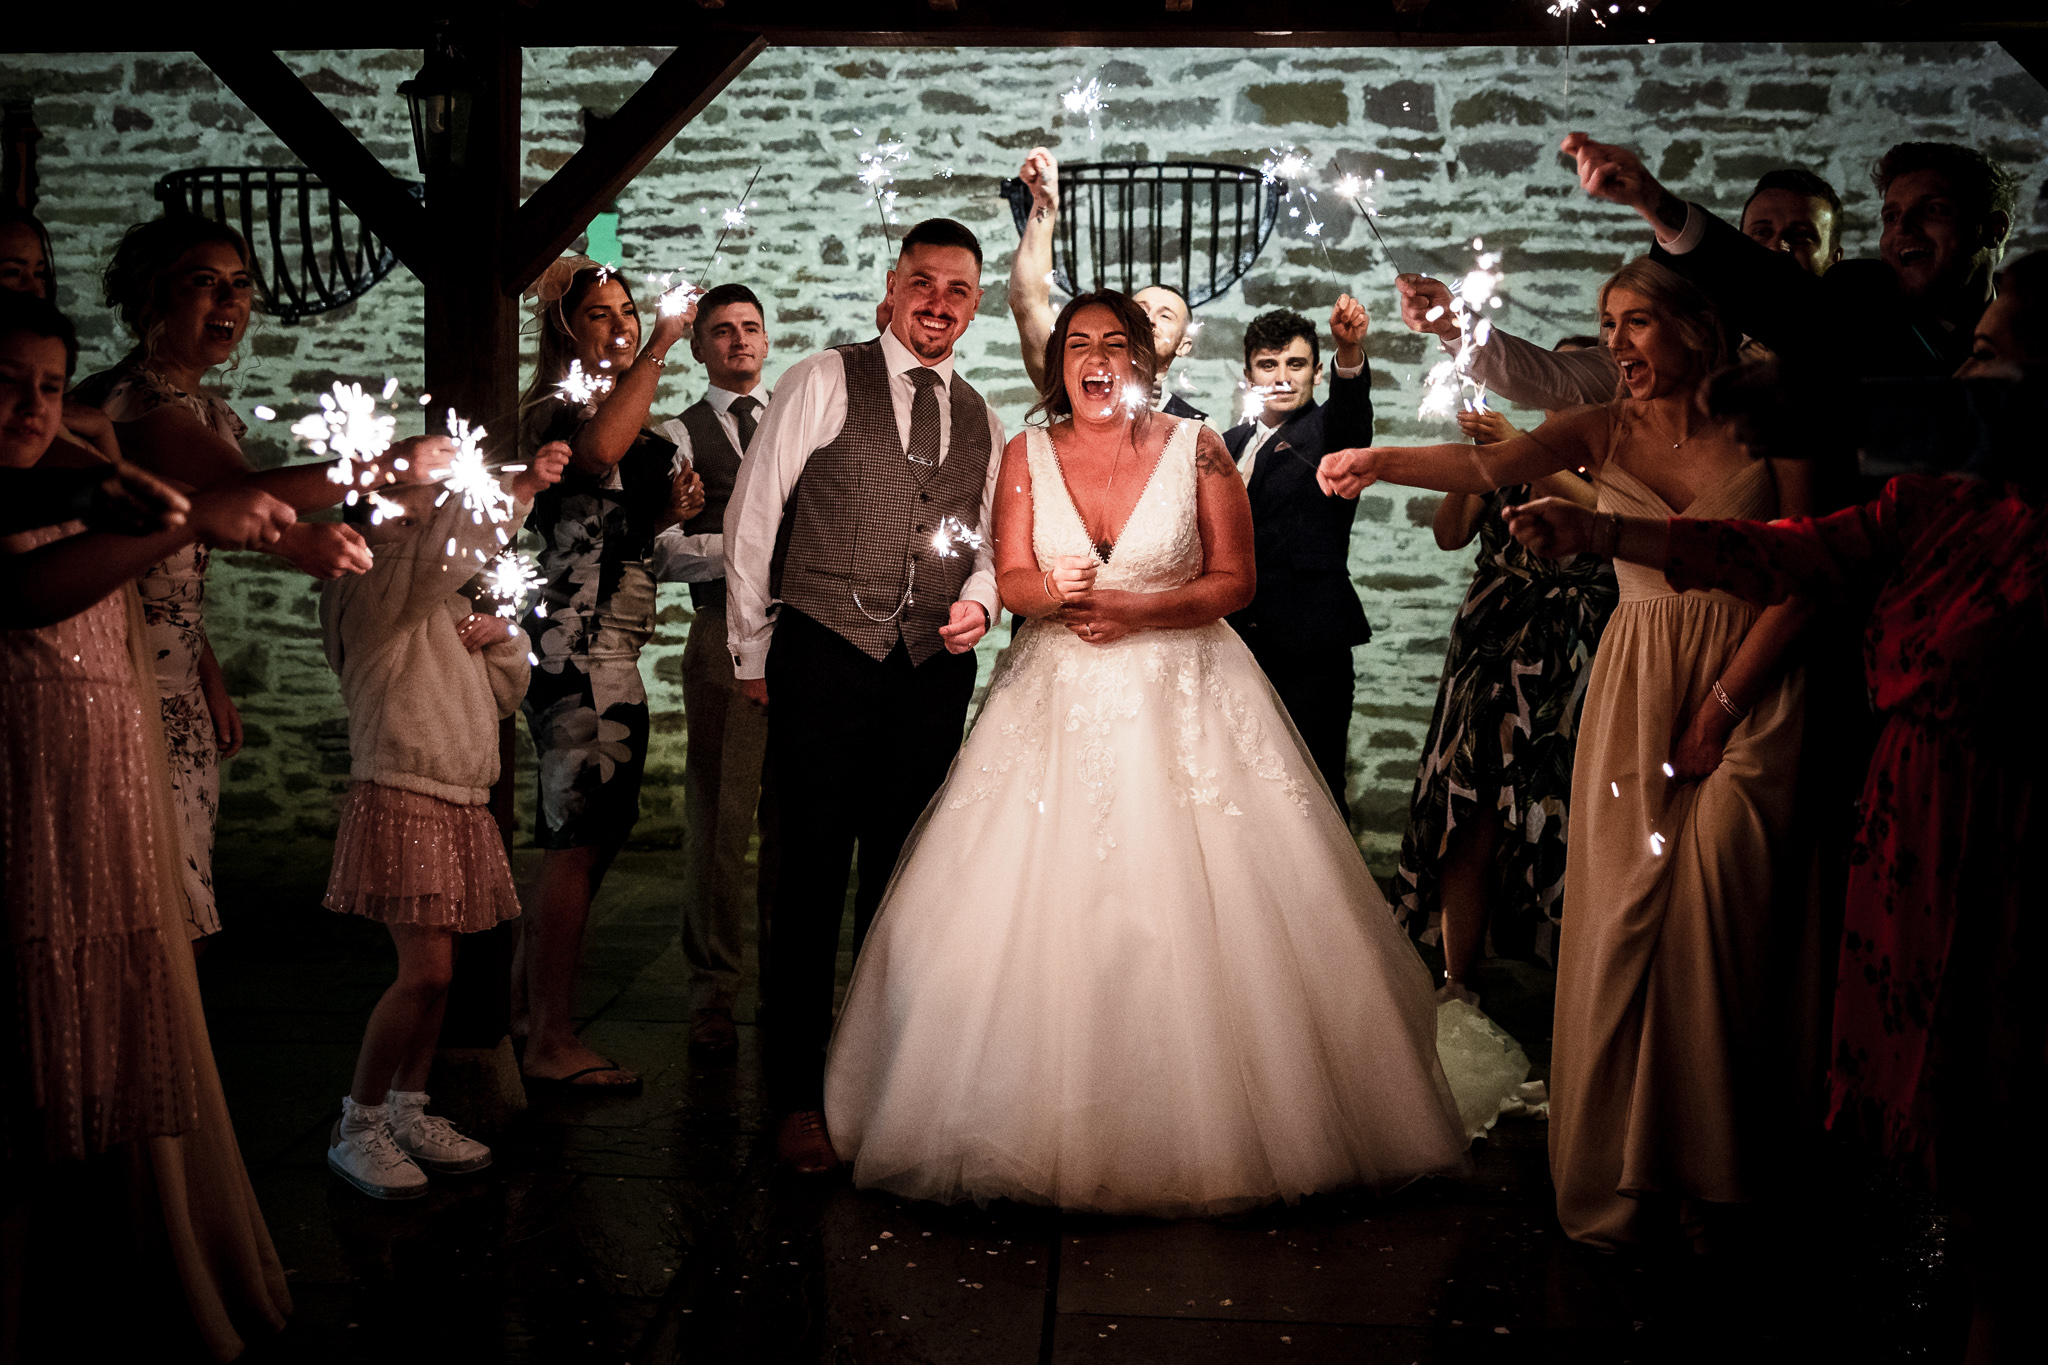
[651,283,776,1062]
[723,219,1003,1172]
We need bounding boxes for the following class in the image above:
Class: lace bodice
[1026,418,1203,595]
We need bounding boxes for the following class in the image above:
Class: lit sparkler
[1262,148,1335,267]
[291,380,398,489]
[480,549,546,619]
[1331,167,1409,275]
[429,410,517,528]
[1418,238,1507,421]
[929,515,984,560]
[555,359,615,407]
[1060,77,1113,141]
[856,135,910,240]
[701,163,763,280]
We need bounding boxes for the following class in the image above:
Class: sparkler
[928,515,984,560]
[428,410,517,529]
[856,134,910,241]
[1262,148,1333,268]
[480,549,546,619]
[1060,77,1113,141]
[1418,238,1507,422]
[1331,167,1410,275]
[701,163,763,280]
[555,359,614,407]
[291,380,398,490]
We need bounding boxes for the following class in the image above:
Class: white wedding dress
[822,418,1471,1217]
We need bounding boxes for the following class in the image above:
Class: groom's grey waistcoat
[771,339,993,666]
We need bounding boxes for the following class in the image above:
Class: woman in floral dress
[71,216,382,942]
[1395,339,1617,995]
[513,257,701,1090]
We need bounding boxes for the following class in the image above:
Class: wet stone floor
[180,851,1965,1364]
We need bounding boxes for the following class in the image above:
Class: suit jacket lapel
[1249,399,1319,498]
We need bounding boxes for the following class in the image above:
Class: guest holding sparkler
[1501,251,2048,1358]
[317,436,569,1198]
[1221,300,1375,818]
[723,219,1000,1173]
[71,215,419,947]
[1395,168,1847,415]
[511,255,702,1093]
[1321,259,1818,1251]
[648,282,777,1061]
[2,289,295,1360]
[1395,338,1617,994]
[1009,148,1207,420]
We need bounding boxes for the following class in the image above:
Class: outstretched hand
[1560,133,1681,233]
[1317,449,1380,499]
[1457,407,1521,446]
[191,482,296,550]
[276,521,375,579]
[1502,496,1599,559]
[1329,293,1370,368]
[511,442,572,502]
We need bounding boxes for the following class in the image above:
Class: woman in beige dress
[1319,258,1816,1249]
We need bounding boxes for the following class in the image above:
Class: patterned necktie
[727,394,760,453]
[905,367,943,486]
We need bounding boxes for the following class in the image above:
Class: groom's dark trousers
[762,606,978,1113]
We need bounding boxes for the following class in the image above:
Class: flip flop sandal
[522,1063,643,1096]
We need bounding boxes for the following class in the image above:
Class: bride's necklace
[1057,420,1132,561]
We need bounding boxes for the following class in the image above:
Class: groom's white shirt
[723,326,1006,680]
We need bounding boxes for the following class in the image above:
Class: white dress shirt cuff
[1332,359,1366,379]
[1659,202,1707,255]
[730,641,769,680]
[649,527,724,583]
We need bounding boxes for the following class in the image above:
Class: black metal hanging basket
[154,166,420,324]
[1000,161,1282,308]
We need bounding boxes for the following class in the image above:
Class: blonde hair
[1597,257,1733,384]
[517,258,639,456]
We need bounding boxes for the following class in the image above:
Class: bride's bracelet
[1042,569,1059,605]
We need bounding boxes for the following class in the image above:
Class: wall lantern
[398,34,474,177]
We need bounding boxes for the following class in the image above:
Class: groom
[722,218,1005,1173]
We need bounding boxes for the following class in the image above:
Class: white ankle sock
[340,1096,387,1134]
[385,1089,428,1117]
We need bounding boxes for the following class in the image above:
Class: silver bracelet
[1711,679,1747,721]
[640,354,666,370]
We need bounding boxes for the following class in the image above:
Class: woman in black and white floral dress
[512,257,701,1090]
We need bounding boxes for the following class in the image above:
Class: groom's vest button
[920,492,930,502]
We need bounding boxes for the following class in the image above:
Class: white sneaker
[385,1090,492,1175]
[328,1101,428,1199]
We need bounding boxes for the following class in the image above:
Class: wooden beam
[501,31,767,295]
[195,47,427,273]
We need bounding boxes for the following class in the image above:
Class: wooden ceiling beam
[501,31,767,296]
[194,47,427,274]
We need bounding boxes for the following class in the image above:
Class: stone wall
[5,41,2044,875]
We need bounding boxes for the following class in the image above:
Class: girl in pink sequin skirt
[316,445,568,1198]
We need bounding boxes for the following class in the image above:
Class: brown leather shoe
[776,1110,838,1174]
[689,1007,738,1059]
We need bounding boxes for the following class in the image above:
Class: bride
[822,291,1470,1217]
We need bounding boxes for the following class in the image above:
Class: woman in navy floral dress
[513,258,701,1090]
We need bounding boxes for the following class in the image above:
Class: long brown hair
[1027,289,1159,426]
[518,261,640,455]
[1596,257,1734,389]
[101,213,253,365]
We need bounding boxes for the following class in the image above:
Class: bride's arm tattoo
[1194,429,1237,480]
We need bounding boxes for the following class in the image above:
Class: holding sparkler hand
[509,440,571,503]
[1397,274,1460,341]
[1457,407,1523,446]
[1330,293,1371,370]
[1316,447,1383,499]
[1009,147,1062,392]
[658,462,706,533]
[1560,133,1689,237]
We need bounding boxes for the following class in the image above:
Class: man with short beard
[723,219,1002,1173]
[1010,148,1208,420]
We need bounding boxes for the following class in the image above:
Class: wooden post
[424,31,526,1062]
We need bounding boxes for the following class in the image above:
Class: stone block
[1630,80,1731,114]
[1241,80,1349,129]
[131,59,216,94]
[1658,139,1705,184]
[1450,90,1552,129]
[1459,140,1542,176]
[1745,82,1830,115]
[1357,495,1392,524]
[1714,153,1791,186]
[921,90,990,117]
[1363,81,1438,132]
[1877,87,1955,117]
[1970,74,2048,125]
[1358,573,1446,592]
[220,790,284,822]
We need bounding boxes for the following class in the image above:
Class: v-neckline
[1603,457,1764,518]
[1047,421,1179,565]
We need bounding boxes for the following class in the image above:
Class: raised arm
[1396,273,1619,410]
[570,296,695,476]
[1322,293,1376,449]
[1009,148,1060,394]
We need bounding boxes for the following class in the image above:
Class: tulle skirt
[824,620,1470,1218]
[323,782,520,932]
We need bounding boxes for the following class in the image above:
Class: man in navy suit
[1223,299,1375,820]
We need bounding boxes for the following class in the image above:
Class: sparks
[1417,241,1508,421]
[556,359,615,407]
[480,549,546,618]
[856,136,910,232]
[433,410,516,526]
[290,379,397,490]
[928,516,985,560]
[252,404,276,421]
[1061,77,1110,118]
